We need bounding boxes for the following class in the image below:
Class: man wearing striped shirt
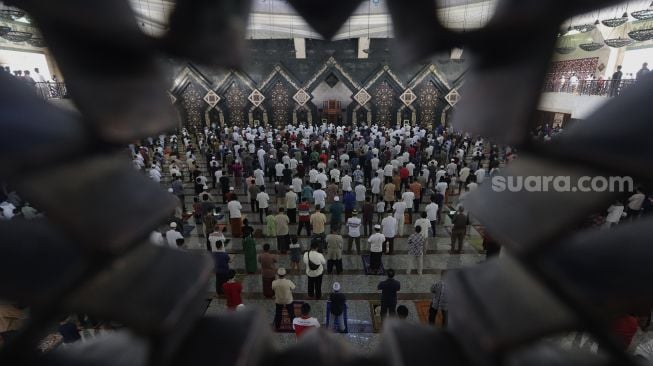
[429,271,448,327]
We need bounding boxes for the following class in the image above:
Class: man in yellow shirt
[310,206,327,240]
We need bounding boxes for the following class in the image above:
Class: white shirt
[475,168,486,184]
[376,201,386,213]
[313,189,327,207]
[330,169,341,183]
[371,158,380,170]
[368,232,386,252]
[303,250,326,277]
[275,163,285,177]
[227,200,242,218]
[309,169,318,183]
[383,164,394,177]
[316,173,328,188]
[628,193,645,211]
[606,204,625,223]
[414,218,430,238]
[436,182,448,194]
[347,217,362,237]
[393,201,407,219]
[402,191,415,208]
[446,162,457,176]
[165,229,183,248]
[406,162,416,176]
[425,202,439,221]
[256,192,270,208]
[341,175,352,192]
[459,167,471,182]
[381,216,397,238]
[355,185,367,201]
[254,169,265,186]
[467,182,478,191]
[292,177,303,193]
[371,177,381,194]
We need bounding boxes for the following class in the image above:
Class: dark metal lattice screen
[1,0,653,365]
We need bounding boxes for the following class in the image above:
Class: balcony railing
[34,82,68,99]
[542,78,637,97]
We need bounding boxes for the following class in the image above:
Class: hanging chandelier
[0,30,32,42]
[631,9,653,21]
[0,9,25,20]
[604,37,634,47]
[602,12,629,27]
[628,28,653,41]
[573,24,595,33]
[26,37,46,47]
[579,42,604,51]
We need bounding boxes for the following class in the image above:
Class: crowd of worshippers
[133,123,504,253]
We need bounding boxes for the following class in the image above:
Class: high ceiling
[129,0,653,41]
[130,0,500,39]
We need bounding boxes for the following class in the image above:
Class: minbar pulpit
[322,100,341,124]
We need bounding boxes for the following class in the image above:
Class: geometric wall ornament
[325,72,339,88]
[248,89,265,107]
[399,88,417,107]
[353,88,372,106]
[168,92,177,104]
[203,90,220,108]
[445,88,461,107]
[293,88,311,106]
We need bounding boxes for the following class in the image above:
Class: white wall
[538,92,610,119]
[0,49,52,80]
[311,80,354,108]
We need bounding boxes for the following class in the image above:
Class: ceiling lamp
[628,28,653,41]
[0,25,10,36]
[0,30,32,42]
[631,9,653,21]
[573,24,595,33]
[604,37,634,47]
[0,9,25,20]
[602,13,629,27]
[579,42,604,51]
[26,37,46,47]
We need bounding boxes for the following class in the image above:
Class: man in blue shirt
[212,241,230,295]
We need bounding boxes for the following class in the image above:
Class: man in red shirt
[297,198,311,236]
[399,164,410,192]
[292,303,320,338]
[222,270,243,310]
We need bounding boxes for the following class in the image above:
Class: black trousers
[215,273,229,295]
[297,221,311,236]
[430,220,437,238]
[307,275,323,299]
[370,251,382,271]
[348,236,361,254]
[277,234,289,253]
[274,303,295,329]
[250,199,258,213]
[380,300,396,318]
[428,307,448,327]
[259,207,269,223]
[327,259,343,274]
[287,208,297,224]
[363,219,373,237]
